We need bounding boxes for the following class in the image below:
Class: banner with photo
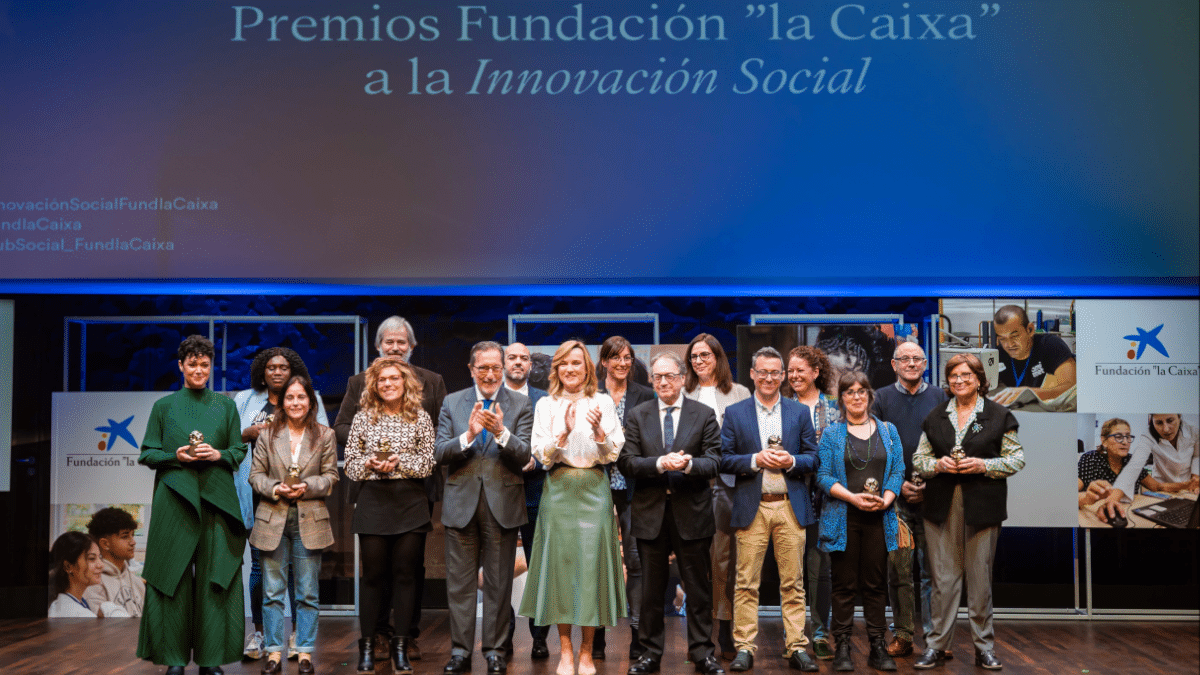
[1074,300,1199,529]
[50,392,260,617]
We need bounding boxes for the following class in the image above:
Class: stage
[1,612,1195,674]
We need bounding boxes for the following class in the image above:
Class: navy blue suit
[719,396,820,530]
[512,385,548,644]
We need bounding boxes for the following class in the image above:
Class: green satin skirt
[519,465,628,627]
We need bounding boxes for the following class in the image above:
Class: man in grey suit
[436,341,533,675]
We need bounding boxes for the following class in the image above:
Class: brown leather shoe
[886,637,913,657]
[298,656,316,674]
[261,657,282,675]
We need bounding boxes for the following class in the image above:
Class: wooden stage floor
[1,611,1196,675]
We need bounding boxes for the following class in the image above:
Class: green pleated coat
[136,387,248,667]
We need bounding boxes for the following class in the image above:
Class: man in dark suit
[720,347,820,673]
[332,315,447,659]
[435,341,533,675]
[502,342,552,659]
[618,352,725,675]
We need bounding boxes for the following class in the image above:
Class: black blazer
[921,397,1018,526]
[617,397,721,541]
[599,380,656,428]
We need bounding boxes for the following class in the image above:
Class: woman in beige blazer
[249,375,339,675]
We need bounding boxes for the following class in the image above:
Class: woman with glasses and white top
[682,333,750,658]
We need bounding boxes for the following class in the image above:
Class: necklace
[846,423,876,470]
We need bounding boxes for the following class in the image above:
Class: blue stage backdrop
[0,1,1196,291]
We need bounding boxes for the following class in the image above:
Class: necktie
[663,406,676,452]
[480,398,493,447]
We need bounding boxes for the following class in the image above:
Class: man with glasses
[991,305,1076,407]
[619,353,725,675]
[719,347,820,672]
[435,341,533,675]
[871,341,948,657]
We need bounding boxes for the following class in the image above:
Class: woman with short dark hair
[137,335,248,675]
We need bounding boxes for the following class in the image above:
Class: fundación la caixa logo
[1097,321,1198,377]
[94,415,138,452]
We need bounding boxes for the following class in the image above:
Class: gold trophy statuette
[284,463,302,487]
[863,478,881,496]
[767,435,784,451]
[911,474,926,489]
[950,445,967,463]
[187,430,204,457]
[374,437,393,464]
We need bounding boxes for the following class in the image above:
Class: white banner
[1076,300,1200,414]
[50,392,162,506]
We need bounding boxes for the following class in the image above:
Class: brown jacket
[248,424,339,550]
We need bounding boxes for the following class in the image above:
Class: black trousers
[359,532,425,640]
[636,499,715,663]
[829,509,888,642]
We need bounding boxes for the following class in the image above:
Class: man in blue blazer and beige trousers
[720,347,821,673]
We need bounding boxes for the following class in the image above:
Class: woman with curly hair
[233,346,329,660]
[787,345,841,660]
[344,356,437,673]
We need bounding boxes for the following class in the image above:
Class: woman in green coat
[137,335,248,675]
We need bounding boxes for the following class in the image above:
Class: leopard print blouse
[344,408,436,481]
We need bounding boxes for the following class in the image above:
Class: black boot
[391,636,413,674]
[832,640,854,672]
[592,626,606,659]
[630,625,646,659]
[357,637,376,672]
[867,639,897,671]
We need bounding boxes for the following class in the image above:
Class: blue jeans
[262,507,321,654]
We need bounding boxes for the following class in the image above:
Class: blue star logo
[1122,324,1169,360]
[95,415,138,451]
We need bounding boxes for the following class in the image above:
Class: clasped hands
[848,492,888,512]
[367,453,400,474]
[754,446,793,471]
[934,455,986,474]
[659,452,693,472]
[468,401,506,443]
[274,481,308,500]
[175,442,220,462]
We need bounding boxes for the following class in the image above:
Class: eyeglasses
[753,369,783,380]
[689,352,714,362]
[843,389,870,399]
[608,355,633,364]
[948,373,975,383]
[893,356,926,364]
[378,375,403,385]
[786,369,807,377]
[650,373,683,383]
[472,365,502,374]
[1105,434,1135,442]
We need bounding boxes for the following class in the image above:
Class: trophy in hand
[911,474,926,489]
[187,430,204,457]
[284,463,302,487]
[863,478,881,497]
[950,445,967,466]
[374,437,393,466]
[767,435,784,451]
